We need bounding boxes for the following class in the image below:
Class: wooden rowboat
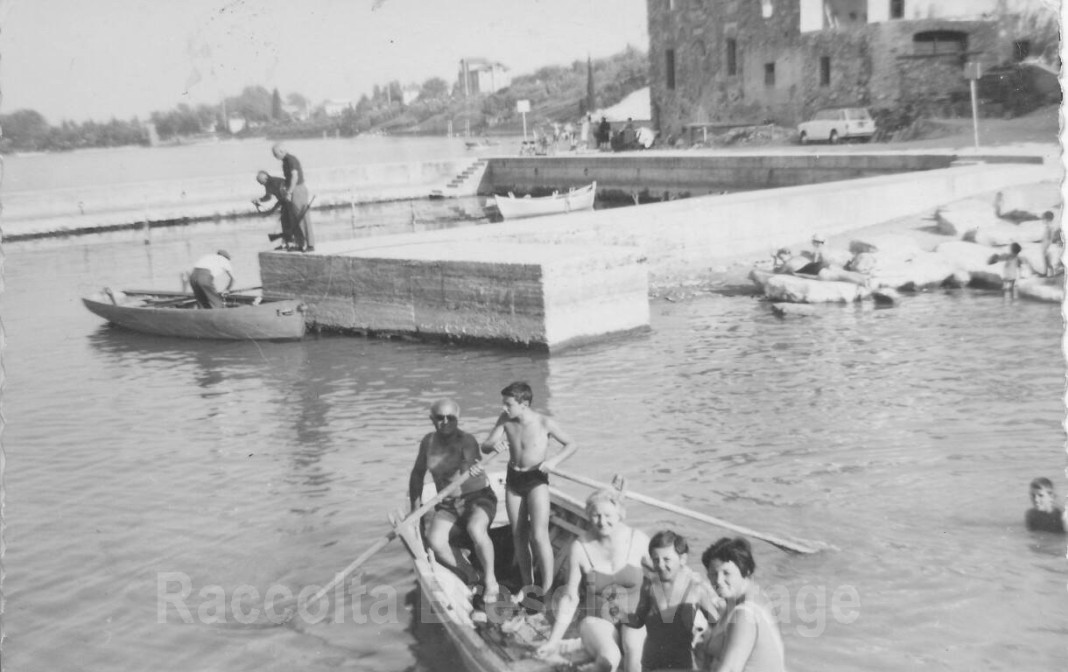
[82,288,306,340]
[398,472,596,672]
[493,182,596,221]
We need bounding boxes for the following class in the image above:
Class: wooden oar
[281,447,505,623]
[548,468,826,555]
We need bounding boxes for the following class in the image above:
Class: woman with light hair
[536,488,650,672]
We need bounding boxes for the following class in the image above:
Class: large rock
[849,233,923,262]
[749,269,869,303]
[933,240,1005,289]
[935,199,1000,237]
[1017,276,1064,303]
[871,252,968,290]
[995,183,1062,222]
[963,219,1048,247]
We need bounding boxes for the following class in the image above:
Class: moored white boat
[493,182,596,220]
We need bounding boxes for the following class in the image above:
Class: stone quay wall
[481,153,957,199]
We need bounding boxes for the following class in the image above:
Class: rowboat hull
[493,182,596,220]
[82,290,306,340]
[399,473,593,672]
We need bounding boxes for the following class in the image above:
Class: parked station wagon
[798,107,876,144]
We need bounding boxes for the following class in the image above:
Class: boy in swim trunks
[409,398,499,603]
[481,381,577,606]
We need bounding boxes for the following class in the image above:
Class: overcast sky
[1,0,649,124]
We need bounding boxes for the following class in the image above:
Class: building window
[666,49,676,90]
[890,0,904,19]
[765,62,775,87]
[1013,40,1031,61]
[820,56,831,86]
[727,38,738,76]
[913,30,968,56]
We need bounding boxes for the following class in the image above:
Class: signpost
[964,61,982,150]
[517,99,531,140]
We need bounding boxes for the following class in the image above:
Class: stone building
[647,0,1041,138]
[458,58,512,96]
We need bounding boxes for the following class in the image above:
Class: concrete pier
[261,235,650,350]
[260,159,1048,349]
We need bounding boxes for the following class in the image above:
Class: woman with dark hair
[699,537,785,672]
[536,488,650,672]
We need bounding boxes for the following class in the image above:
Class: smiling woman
[700,537,786,672]
[537,489,651,672]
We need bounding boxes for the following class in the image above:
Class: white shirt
[193,254,234,291]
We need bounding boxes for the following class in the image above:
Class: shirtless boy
[409,399,499,603]
[481,382,577,604]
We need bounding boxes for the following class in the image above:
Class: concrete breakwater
[3,158,482,241]
[5,151,1036,241]
[482,152,965,200]
[261,159,1049,349]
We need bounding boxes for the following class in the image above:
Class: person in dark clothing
[621,118,637,150]
[271,143,315,252]
[1026,477,1066,533]
[598,116,612,151]
[253,170,294,249]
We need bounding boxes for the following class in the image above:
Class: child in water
[1025,477,1066,533]
[987,243,1040,298]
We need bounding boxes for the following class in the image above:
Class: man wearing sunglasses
[409,398,500,605]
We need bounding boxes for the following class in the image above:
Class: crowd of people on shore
[408,383,787,672]
[522,115,653,156]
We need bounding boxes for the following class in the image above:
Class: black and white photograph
[1,1,1064,670]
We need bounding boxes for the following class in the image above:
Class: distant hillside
[401,46,648,135]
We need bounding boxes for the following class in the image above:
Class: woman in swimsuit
[536,489,651,672]
[632,530,723,671]
[699,537,785,672]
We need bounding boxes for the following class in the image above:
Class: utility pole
[964,61,982,150]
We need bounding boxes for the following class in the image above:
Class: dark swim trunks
[506,465,550,497]
[436,486,497,521]
[796,261,827,276]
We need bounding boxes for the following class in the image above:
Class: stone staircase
[431,159,488,199]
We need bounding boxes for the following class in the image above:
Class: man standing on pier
[271,143,315,252]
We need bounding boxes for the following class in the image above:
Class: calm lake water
[3,141,1066,672]
[3,135,523,193]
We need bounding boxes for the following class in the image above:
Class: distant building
[647,0,1046,136]
[282,103,309,122]
[401,86,421,106]
[322,99,352,117]
[458,58,511,96]
[227,117,247,134]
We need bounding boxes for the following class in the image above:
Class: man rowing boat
[408,399,500,604]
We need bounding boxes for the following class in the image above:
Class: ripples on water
[3,216,1065,672]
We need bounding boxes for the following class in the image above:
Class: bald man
[409,398,500,604]
[271,143,315,252]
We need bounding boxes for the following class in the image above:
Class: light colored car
[798,107,876,144]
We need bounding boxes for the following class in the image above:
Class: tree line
[0,47,648,153]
